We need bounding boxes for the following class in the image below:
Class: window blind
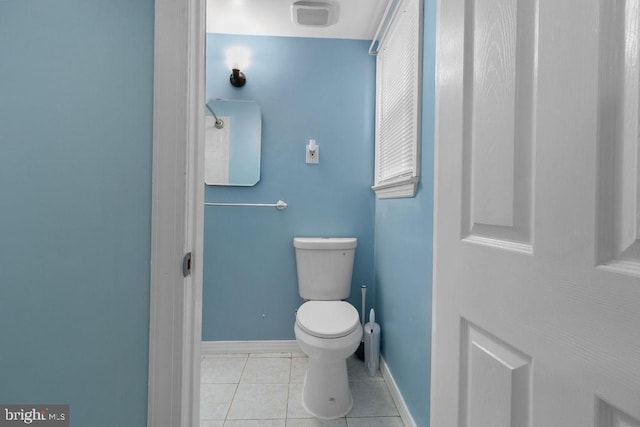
[373,0,421,198]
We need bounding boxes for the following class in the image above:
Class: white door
[432,0,640,425]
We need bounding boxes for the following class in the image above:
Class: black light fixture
[230,68,246,88]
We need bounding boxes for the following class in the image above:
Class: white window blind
[372,0,422,198]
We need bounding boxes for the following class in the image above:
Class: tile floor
[200,352,404,427]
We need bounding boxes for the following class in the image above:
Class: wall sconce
[225,46,251,89]
[230,68,246,87]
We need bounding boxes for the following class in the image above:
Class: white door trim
[148,0,205,425]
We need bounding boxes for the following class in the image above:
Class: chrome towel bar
[204,200,288,211]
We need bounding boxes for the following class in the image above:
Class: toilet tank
[293,237,357,300]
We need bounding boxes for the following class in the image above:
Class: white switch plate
[306,144,319,164]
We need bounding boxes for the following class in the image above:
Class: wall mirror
[205,99,262,186]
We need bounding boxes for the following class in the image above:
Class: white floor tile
[347,381,399,418]
[224,420,286,427]
[286,418,347,426]
[227,383,289,420]
[290,357,308,383]
[346,356,384,382]
[241,357,291,384]
[286,382,312,419]
[200,383,238,420]
[200,351,403,425]
[346,416,404,427]
[201,356,247,384]
[249,352,291,358]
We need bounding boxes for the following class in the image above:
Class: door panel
[597,400,640,427]
[461,0,535,248]
[461,321,531,427]
[597,0,640,273]
[432,0,640,425]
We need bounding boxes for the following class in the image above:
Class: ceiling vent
[291,1,338,27]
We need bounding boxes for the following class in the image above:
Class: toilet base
[294,322,362,419]
[302,358,353,419]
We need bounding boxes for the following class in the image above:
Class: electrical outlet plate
[306,144,319,164]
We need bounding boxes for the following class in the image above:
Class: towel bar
[204,200,288,211]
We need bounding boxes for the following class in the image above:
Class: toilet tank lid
[293,237,357,250]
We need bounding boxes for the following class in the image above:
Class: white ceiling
[206,0,388,40]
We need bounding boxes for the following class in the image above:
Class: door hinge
[182,252,192,277]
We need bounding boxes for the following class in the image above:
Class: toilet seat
[296,301,360,339]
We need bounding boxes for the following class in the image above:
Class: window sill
[372,176,419,199]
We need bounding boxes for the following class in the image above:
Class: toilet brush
[355,284,366,360]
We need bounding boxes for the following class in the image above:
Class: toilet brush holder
[364,308,380,376]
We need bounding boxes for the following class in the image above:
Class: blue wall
[202,34,376,341]
[373,0,435,426]
[0,1,154,426]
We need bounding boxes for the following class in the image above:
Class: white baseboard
[380,356,418,427]
[201,340,300,355]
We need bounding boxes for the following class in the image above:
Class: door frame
[147,0,205,425]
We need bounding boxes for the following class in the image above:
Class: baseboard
[201,340,300,355]
[380,356,418,427]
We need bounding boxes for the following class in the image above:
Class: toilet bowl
[294,300,362,419]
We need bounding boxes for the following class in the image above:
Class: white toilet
[293,237,362,419]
